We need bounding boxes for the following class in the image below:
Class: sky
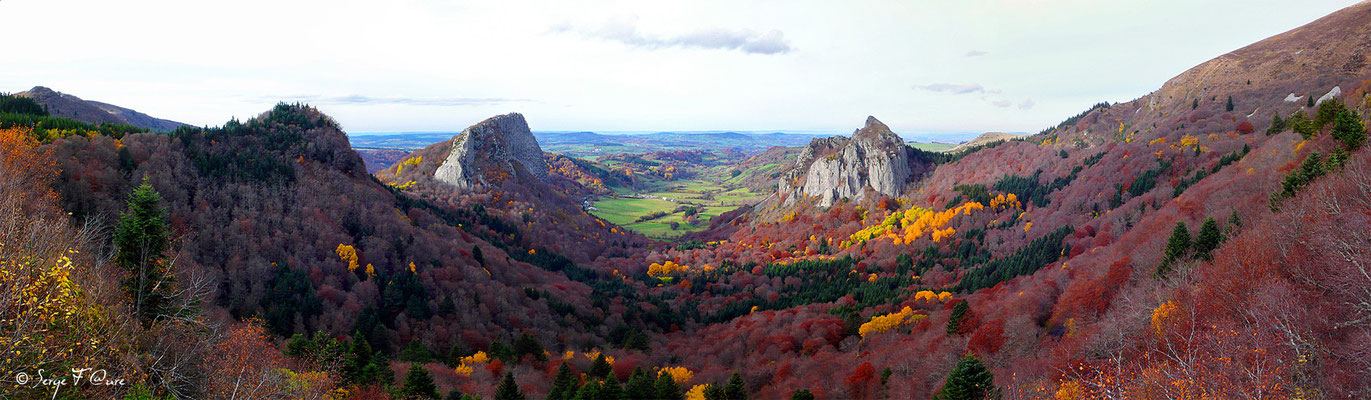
[0,0,1363,136]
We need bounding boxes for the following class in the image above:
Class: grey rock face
[435,113,549,189]
[781,116,911,207]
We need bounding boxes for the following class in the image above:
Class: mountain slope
[18,86,186,131]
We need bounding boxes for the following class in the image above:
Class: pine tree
[723,372,748,400]
[345,333,374,383]
[703,383,725,400]
[655,370,684,400]
[1267,113,1286,135]
[947,300,970,335]
[1194,217,1224,262]
[400,340,434,362]
[1161,221,1191,270]
[1192,98,1199,109]
[402,364,440,399]
[790,389,815,400]
[1227,209,1243,234]
[589,354,613,378]
[933,356,997,400]
[625,368,655,400]
[1332,108,1366,151]
[1307,94,1316,108]
[548,362,578,400]
[512,332,546,361]
[494,372,526,400]
[1226,95,1234,112]
[115,181,174,322]
[445,390,465,400]
[472,245,486,266]
[573,380,604,400]
[600,374,626,400]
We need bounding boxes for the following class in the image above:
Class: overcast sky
[1,0,1362,135]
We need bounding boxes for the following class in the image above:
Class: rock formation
[434,113,549,189]
[779,116,915,207]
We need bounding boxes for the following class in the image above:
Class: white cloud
[992,99,1013,108]
[1018,99,1036,110]
[550,17,793,55]
[965,50,988,57]
[913,83,986,94]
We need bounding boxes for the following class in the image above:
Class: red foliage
[968,319,1005,357]
[1236,120,1255,134]
[844,362,876,398]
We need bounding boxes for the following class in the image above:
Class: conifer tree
[1267,113,1286,135]
[1162,221,1192,269]
[402,364,440,399]
[1194,217,1224,262]
[655,370,684,400]
[947,300,971,335]
[723,372,748,400]
[1226,95,1234,112]
[1332,109,1366,151]
[933,356,997,400]
[115,181,174,322]
[625,368,655,400]
[548,362,578,400]
[790,389,815,400]
[494,372,526,400]
[589,354,613,378]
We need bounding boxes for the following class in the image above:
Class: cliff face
[434,113,549,189]
[780,116,913,207]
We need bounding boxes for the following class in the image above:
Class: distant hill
[16,86,186,131]
[946,131,1028,153]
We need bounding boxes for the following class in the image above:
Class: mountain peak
[434,112,549,189]
[865,115,885,128]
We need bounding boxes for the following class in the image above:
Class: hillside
[17,86,186,131]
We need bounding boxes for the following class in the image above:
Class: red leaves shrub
[968,318,1005,356]
[1237,120,1255,134]
[844,362,876,398]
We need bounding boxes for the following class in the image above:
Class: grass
[590,178,764,239]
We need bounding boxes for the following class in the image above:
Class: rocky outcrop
[435,113,549,189]
[779,116,915,207]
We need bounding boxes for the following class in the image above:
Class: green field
[910,142,958,152]
[590,178,765,239]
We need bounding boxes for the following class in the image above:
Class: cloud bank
[912,83,986,94]
[551,18,792,55]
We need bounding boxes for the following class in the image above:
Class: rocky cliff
[779,116,914,207]
[434,112,549,189]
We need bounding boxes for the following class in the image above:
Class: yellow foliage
[1149,137,1166,146]
[858,307,926,338]
[336,244,359,272]
[409,262,416,274]
[454,364,473,377]
[1024,222,1033,232]
[914,290,953,303]
[460,351,490,365]
[648,260,691,277]
[1151,301,1178,336]
[685,384,709,400]
[563,351,575,360]
[989,193,1021,210]
[1055,380,1084,399]
[658,366,694,384]
[365,264,375,278]
[1179,134,1199,148]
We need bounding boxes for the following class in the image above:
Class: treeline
[0,93,147,142]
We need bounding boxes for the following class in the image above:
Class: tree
[790,389,815,400]
[1236,121,1254,134]
[655,370,684,400]
[933,356,997,400]
[114,180,175,323]
[494,372,526,400]
[1159,221,1191,276]
[511,332,546,361]
[402,364,440,399]
[1194,217,1224,262]
[1331,108,1366,151]
[947,300,971,335]
[1267,113,1286,135]
[723,372,748,400]
[589,353,613,378]
[1225,95,1234,112]
[1191,98,1199,109]
[548,362,579,400]
[625,368,655,399]
[600,375,626,400]
[400,340,434,363]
